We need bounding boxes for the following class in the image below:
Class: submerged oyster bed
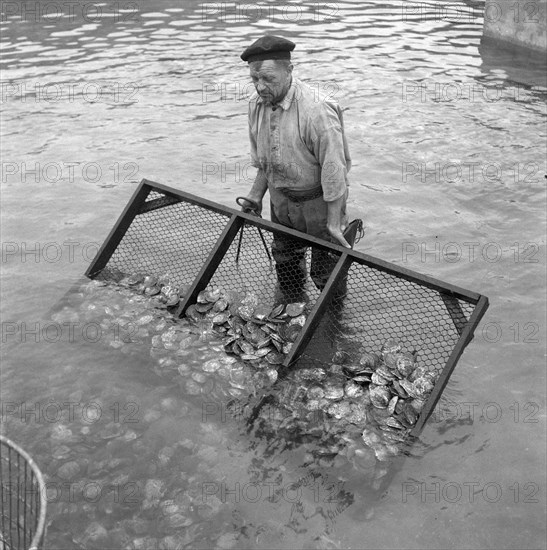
[53,275,438,463]
[40,275,444,546]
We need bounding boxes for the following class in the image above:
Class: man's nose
[256,81,267,93]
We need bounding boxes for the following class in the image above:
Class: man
[240,34,351,303]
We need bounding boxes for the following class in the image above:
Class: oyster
[127,273,144,285]
[285,324,301,342]
[352,373,372,383]
[395,352,416,378]
[288,314,306,327]
[191,372,208,384]
[341,363,363,375]
[202,359,221,372]
[212,312,230,325]
[386,416,405,430]
[410,397,426,412]
[391,380,408,398]
[362,427,382,447]
[270,303,285,318]
[381,338,402,358]
[382,352,398,370]
[238,340,254,355]
[323,381,345,400]
[241,291,259,307]
[328,401,351,419]
[286,302,306,317]
[378,364,397,379]
[195,302,214,313]
[346,403,367,424]
[296,368,327,382]
[255,347,272,358]
[204,288,222,302]
[344,381,364,398]
[253,305,271,320]
[308,386,325,400]
[185,305,202,323]
[409,365,429,383]
[398,379,419,398]
[241,353,260,362]
[143,276,158,288]
[165,293,180,307]
[387,395,398,415]
[413,375,434,397]
[369,385,391,409]
[404,404,418,425]
[265,351,284,365]
[265,368,278,383]
[359,351,380,369]
[213,298,228,312]
[371,372,390,386]
[237,305,254,321]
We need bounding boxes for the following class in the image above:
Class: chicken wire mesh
[86,179,489,435]
[207,222,338,309]
[299,261,477,378]
[94,190,231,288]
[0,436,47,550]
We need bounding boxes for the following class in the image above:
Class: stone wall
[482,0,547,52]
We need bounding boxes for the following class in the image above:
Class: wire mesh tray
[85,179,489,436]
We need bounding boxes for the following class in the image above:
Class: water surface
[1,1,546,549]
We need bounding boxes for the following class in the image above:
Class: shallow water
[1,1,546,549]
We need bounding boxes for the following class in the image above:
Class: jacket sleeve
[248,101,261,169]
[311,103,350,202]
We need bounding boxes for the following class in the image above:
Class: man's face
[249,60,292,105]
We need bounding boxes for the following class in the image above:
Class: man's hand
[237,196,263,216]
[240,169,268,216]
[326,193,350,248]
[327,223,351,248]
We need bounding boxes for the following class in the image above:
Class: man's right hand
[239,169,268,216]
[236,196,263,216]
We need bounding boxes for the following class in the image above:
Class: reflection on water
[1,1,546,549]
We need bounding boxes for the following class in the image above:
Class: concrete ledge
[482,0,546,52]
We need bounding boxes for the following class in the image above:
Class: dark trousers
[269,188,346,303]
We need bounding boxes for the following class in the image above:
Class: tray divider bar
[138,196,181,215]
[175,214,244,317]
[440,292,468,335]
[85,181,151,278]
[281,253,352,371]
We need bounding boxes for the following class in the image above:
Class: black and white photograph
[1,1,546,549]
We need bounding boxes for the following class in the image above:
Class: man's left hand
[327,224,351,248]
[326,193,351,248]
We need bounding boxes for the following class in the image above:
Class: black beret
[241,35,295,63]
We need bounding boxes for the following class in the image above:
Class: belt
[278,186,323,203]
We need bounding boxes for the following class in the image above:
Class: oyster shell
[369,385,391,409]
[359,352,380,369]
[381,338,402,358]
[344,381,364,398]
[412,375,434,397]
[286,302,306,317]
[395,352,416,378]
[323,382,345,400]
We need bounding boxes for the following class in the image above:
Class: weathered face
[249,60,293,105]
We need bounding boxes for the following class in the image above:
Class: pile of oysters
[332,338,437,442]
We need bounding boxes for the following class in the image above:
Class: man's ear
[287,63,293,74]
